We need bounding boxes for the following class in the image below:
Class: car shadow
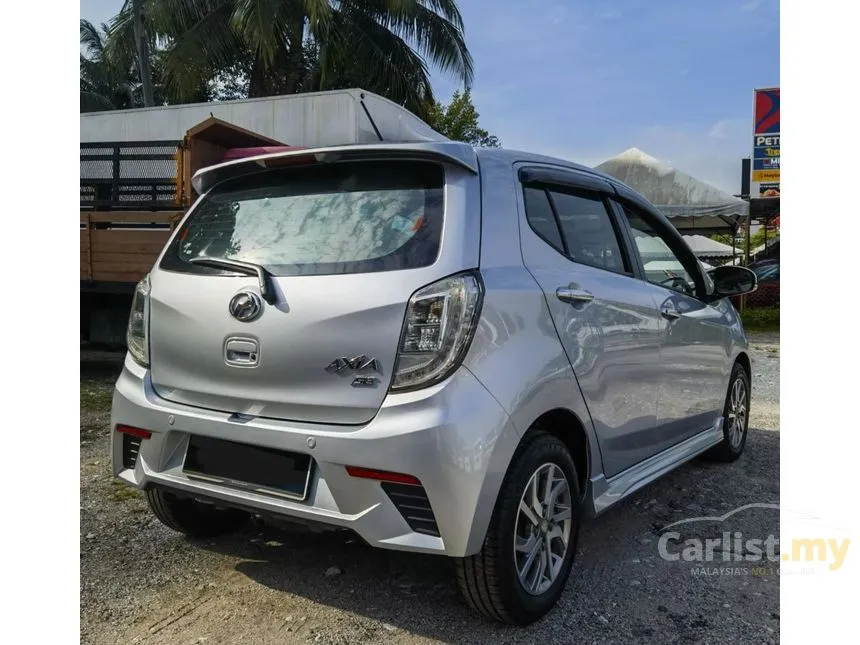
[192,427,780,642]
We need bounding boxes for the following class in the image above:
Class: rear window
[160,160,444,276]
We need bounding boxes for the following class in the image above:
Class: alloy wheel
[727,376,748,448]
[513,463,573,595]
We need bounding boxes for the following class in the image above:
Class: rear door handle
[556,287,594,304]
[661,305,682,320]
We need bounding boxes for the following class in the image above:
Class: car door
[516,166,665,478]
[613,199,732,443]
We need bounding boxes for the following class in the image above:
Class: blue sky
[80,0,779,194]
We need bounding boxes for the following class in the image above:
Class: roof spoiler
[192,142,478,195]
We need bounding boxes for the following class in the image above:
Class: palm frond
[321,9,435,113]
[338,0,473,87]
[145,0,226,39]
[157,1,245,96]
[80,19,105,58]
[229,0,295,65]
[103,9,141,73]
[80,90,120,112]
[417,0,465,28]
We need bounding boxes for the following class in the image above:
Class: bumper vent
[122,434,143,469]
[381,482,440,537]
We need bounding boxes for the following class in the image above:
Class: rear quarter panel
[461,151,604,501]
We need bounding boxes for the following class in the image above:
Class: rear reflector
[345,466,420,486]
[115,425,152,440]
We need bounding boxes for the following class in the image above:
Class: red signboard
[751,87,780,199]
[754,88,780,135]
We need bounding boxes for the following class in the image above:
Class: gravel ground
[80,333,779,645]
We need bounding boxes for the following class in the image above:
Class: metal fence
[80,141,184,211]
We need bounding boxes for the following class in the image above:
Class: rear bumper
[110,355,519,557]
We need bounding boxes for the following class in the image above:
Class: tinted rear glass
[160,160,444,276]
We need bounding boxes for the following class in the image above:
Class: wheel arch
[462,390,602,556]
[735,350,751,379]
[528,408,591,501]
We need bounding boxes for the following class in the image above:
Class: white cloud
[546,4,569,25]
[708,118,748,140]
[597,9,622,20]
[741,0,776,11]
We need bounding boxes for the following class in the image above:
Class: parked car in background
[110,141,758,625]
[749,261,779,307]
[753,263,779,281]
[750,258,778,270]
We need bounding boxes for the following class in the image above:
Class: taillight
[390,271,483,392]
[126,274,150,367]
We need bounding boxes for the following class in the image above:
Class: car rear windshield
[160,160,444,277]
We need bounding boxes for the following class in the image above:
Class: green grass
[741,306,780,332]
[111,479,142,502]
[80,378,115,414]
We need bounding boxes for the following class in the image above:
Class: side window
[523,186,564,253]
[548,189,628,275]
[620,204,696,297]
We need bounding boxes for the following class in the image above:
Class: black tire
[705,362,751,462]
[145,488,248,538]
[455,431,581,625]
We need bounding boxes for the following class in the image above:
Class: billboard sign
[751,88,780,199]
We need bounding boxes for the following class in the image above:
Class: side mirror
[707,265,758,301]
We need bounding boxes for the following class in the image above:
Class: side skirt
[585,417,723,517]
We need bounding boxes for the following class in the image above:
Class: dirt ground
[80,333,780,645]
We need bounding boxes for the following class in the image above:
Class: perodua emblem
[229,291,263,322]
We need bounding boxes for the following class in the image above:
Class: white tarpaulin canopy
[682,234,737,258]
[645,260,714,272]
[633,230,736,266]
[595,148,748,233]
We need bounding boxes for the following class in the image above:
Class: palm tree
[87,11,210,110]
[100,2,159,107]
[130,0,156,106]
[110,0,473,115]
[80,19,137,111]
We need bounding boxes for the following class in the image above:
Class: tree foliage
[424,89,499,147]
[80,19,137,111]
[80,19,209,111]
[82,0,475,117]
[711,223,779,252]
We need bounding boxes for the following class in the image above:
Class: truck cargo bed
[80,212,176,284]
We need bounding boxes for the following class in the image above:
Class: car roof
[475,147,619,184]
[473,146,660,213]
[194,141,626,196]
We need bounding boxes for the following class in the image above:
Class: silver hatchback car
[111,141,757,624]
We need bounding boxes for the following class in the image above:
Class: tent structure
[631,228,737,285]
[595,148,748,234]
[632,230,737,260]
[682,234,738,258]
[644,259,714,273]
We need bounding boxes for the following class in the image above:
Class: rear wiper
[189,257,277,304]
